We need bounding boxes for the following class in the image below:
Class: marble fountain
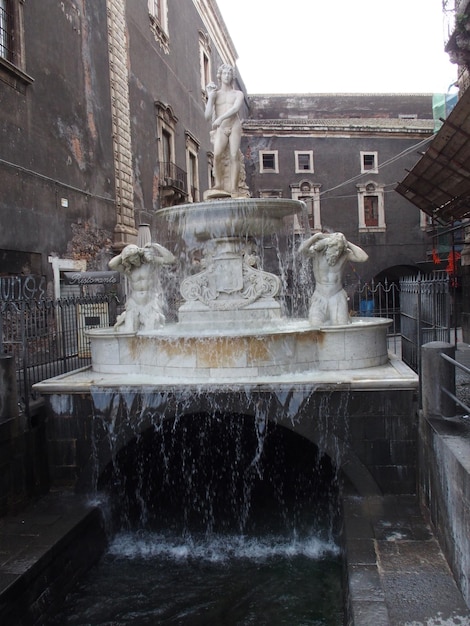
[33,62,418,502]
[86,198,394,383]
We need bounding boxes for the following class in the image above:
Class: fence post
[0,355,19,422]
[421,341,456,418]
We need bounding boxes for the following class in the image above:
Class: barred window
[0,0,14,63]
[0,0,32,88]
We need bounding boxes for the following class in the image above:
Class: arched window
[356,181,385,231]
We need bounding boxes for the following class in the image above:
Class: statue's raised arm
[298,232,368,326]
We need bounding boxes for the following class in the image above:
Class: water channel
[50,416,344,625]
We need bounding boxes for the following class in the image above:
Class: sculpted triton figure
[205,63,245,197]
[298,232,368,326]
[109,242,175,332]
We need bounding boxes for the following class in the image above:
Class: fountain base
[87,318,392,380]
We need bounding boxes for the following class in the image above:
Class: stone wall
[419,414,470,608]
[43,384,418,497]
[0,357,49,516]
[420,341,470,608]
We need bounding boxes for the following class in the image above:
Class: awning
[396,87,470,224]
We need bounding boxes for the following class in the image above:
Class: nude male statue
[109,242,175,332]
[298,232,368,326]
[205,63,244,196]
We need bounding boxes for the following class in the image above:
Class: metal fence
[0,274,452,415]
[349,278,401,355]
[400,273,450,374]
[0,294,115,417]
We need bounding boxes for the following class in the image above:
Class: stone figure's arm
[298,232,328,255]
[109,253,124,272]
[146,243,176,265]
[346,241,369,263]
[213,90,244,126]
[204,83,218,121]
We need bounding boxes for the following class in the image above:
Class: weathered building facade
[242,94,435,285]
[0,0,246,296]
[1,0,437,296]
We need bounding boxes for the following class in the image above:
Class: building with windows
[242,94,435,285]
[1,0,441,298]
[0,0,247,297]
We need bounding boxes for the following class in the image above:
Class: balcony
[159,161,188,206]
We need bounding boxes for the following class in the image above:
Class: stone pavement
[0,491,106,625]
[344,494,470,625]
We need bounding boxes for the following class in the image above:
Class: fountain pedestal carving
[157,198,297,327]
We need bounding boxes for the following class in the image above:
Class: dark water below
[51,415,344,624]
[51,529,343,625]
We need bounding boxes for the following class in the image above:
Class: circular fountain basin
[87,318,392,380]
[155,198,302,243]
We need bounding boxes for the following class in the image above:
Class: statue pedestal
[178,298,281,328]
[179,237,281,322]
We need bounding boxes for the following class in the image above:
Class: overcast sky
[215,0,458,94]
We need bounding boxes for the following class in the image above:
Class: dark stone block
[48,440,77,468]
[361,440,392,466]
[390,440,417,465]
[372,465,416,495]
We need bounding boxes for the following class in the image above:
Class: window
[357,181,385,231]
[360,151,378,174]
[364,195,379,227]
[148,0,169,53]
[162,129,172,164]
[199,31,212,101]
[207,152,214,191]
[0,0,13,62]
[295,151,314,173]
[290,180,322,233]
[185,131,200,203]
[156,101,184,205]
[0,0,31,88]
[259,150,279,173]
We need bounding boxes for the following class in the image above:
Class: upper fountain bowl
[155,198,303,243]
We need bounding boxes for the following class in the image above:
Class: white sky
[215,0,458,94]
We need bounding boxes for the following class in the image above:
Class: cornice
[192,0,237,66]
[242,118,435,137]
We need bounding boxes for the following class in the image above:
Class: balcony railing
[159,161,187,194]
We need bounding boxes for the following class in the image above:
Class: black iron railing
[0,294,115,417]
[159,161,187,193]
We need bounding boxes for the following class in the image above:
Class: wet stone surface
[343,494,470,625]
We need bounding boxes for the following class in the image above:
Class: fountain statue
[204,63,249,199]
[109,242,175,332]
[298,232,368,326]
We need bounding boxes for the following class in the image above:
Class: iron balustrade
[0,294,115,418]
[159,161,187,193]
[0,274,453,415]
[400,273,450,374]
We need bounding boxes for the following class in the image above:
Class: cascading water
[44,198,390,624]
[51,394,344,625]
